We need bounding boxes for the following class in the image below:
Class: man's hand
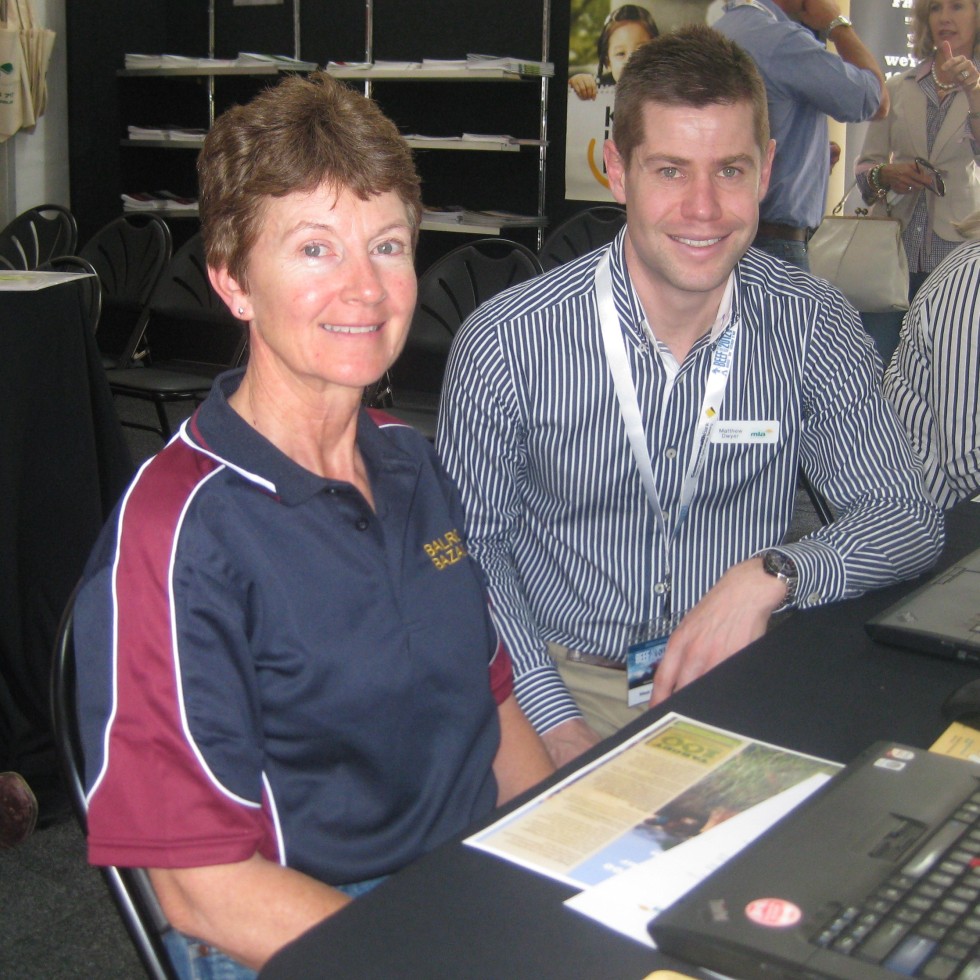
[649,557,788,706]
[541,717,602,768]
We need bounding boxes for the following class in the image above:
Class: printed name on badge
[710,421,780,445]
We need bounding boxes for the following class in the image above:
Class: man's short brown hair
[612,25,770,166]
[198,72,422,288]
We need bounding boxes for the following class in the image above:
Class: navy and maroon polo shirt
[75,370,512,885]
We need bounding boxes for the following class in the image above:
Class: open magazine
[466,713,838,891]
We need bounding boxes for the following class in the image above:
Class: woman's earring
[238,307,245,316]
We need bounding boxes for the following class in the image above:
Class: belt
[756,222,809,242]
[564,649,627,672]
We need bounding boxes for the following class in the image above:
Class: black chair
[50,588,179,980]
[79,214,173,369]
[106,233,247,440]
[538,205,626,271]
[0,203,78,269]
[385,238,543,437]
[37,254,103,334]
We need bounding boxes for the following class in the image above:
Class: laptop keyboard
[812,790,980,978]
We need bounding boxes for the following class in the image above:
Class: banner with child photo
[565,0,718,201]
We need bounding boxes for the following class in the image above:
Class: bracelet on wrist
[869,163,887,199]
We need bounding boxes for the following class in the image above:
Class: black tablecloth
[261,502,980,980]
[0,281,133,789]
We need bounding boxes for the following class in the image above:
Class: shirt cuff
[513,663,584,735]
[777,538,847,609]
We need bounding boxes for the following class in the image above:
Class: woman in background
[856,0,980,298]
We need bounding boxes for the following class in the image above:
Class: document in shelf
[465,713,838,890]
[465,53,555,76]
[236,52,319,70]
[564,773,832,948]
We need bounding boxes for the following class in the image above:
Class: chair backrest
[538,205,627,271]
[141,233,247,376]
[80,214,173,366]
[37,254,103,334]
[0,204,78,270]
[390,238,543,395]
[50,589,179,980]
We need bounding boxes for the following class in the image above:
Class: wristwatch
[824,14,852,37]
[761,550,799,604]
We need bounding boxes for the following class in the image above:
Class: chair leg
[153,401,172,440]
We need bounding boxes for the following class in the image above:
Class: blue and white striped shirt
[437,232,943,734]
[884,238,980,509]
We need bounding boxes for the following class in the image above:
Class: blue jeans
[163,931,257,980]
[753,235,810,272]
[161,875,387,979]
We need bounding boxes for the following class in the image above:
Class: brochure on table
[465,713,840,947]
[467,713,838,889]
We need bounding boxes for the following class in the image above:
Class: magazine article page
[466,713,837,889]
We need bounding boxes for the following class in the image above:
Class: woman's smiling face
[236,184,417,397]
[929,0,978,58]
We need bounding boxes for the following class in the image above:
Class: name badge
[626,612,682,707]
[710,420,780,445]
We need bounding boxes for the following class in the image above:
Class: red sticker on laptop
[744,898,802,928]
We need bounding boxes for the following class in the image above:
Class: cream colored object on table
[0,0,55,142]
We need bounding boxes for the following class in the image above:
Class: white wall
[0,0,68,226]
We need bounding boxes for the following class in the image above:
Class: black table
[261,502,980,980]
[0,279,133,798]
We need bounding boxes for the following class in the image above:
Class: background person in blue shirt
[73,72,553,978]
[715,0,887,270]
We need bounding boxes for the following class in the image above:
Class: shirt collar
[607,227,737,354]
[724,0,781,21]
[187,369,413,507]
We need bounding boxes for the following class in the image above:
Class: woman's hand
[939,40,980,93]
[878,161,934,195]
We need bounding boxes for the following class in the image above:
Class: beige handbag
[808,187,910,313]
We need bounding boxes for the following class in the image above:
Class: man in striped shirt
[884,230,980,509]
[437,27,943,767]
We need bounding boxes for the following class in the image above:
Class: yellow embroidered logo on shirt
[424,529,468,570]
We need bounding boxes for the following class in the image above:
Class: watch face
[763,551,792,578]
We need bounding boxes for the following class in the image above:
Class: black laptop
[649,742,980,979]
[865,547,980,664]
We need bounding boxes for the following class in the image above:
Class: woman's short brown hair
[198,71,423,288]
[912,0,980,60]
[612,25,769,168]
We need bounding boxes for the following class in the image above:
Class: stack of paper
[127,125,207,142]
[466,53,554,76]
[122,191,198,212]
[237,52,319,71]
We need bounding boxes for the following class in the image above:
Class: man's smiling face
[604,99,774,316]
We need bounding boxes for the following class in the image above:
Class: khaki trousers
[547,642,646,739]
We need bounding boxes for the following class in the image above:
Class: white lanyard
[595,252,739,611]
